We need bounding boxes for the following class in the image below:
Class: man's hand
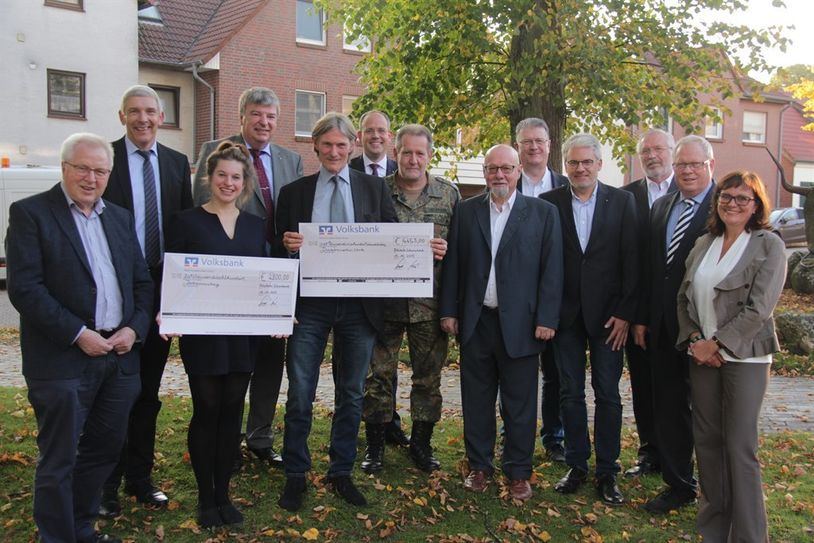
[76,329,114,357]
[440,317,458,335]
[430,238,447,261]
[535,326,556,341]
[604,317,630,351]
[632,324,648,350]
[109,327,137,355]
[283,231,304,254]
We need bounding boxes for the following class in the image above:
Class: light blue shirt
[571,183,598,252]
[665,181,714,250]
[312,165,355,222]
[245,141,275,192]
[124,137,164,258]
[60,185,123,333]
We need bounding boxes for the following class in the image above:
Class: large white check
[299,222,433,298]
[160,252,299,335]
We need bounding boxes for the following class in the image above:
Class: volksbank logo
[319,225,334,235]
[184,257,199,268]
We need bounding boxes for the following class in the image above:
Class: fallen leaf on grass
[303,527,319,540]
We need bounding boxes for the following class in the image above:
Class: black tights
[187,372,251,509]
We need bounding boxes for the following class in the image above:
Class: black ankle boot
[360,422,386,473]
[409,421,441,472]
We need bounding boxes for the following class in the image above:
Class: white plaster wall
[0,0,138,166]
[139,66,196,160]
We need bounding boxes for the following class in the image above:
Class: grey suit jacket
[676,230,786,359]
[193,135,304,220]
[7,184,153,379]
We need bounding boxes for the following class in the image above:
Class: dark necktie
[135,149,160,267]
[666,199,695,266]
[250,148,275,242]
[369,163,380,177]
[329,176,348,222]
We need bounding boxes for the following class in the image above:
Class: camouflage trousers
[363,320,448,424]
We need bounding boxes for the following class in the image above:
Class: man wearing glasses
[440,144,563,502]
[514,117,569,464]
[633,134,716,513]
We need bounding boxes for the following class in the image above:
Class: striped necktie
[666,199,695,266]
[135,149,160,267]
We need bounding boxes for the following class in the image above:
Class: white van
[0,166,63,282]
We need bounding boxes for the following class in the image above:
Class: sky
[701,0,814,81]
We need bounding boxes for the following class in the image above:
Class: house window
[343,26,371,52]
[652,106,673,133]
[44,0,83,11]
[704,107,723,140]
[742,111,766,143]
[341,95,358,116]
[295,91,326,136]
[296,0,325,45]
[47,69,85,119]
[150,85,179,128]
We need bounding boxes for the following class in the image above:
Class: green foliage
[324,0,787,169]
[770,64,814,89]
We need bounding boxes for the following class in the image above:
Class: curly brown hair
[204,140,257,208]
[706,170,771,236]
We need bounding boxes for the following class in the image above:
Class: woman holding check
[676,171,785,542]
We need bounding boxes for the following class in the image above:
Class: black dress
[165,207,267,375]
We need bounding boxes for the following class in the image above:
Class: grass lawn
[0,388,812,542]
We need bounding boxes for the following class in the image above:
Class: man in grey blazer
[440,144,563,502]
[193,87,304,467]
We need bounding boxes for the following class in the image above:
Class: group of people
[7,82,785,543]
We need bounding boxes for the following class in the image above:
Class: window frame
[295,0,326,46]
[742,111,767,144]
[47,69,86,120]
[44,0,83,11]
[149,84,180,128]
[704,107,724,140]
[341,95,359,117]
[294,90,327,137]
[343,26,371,53]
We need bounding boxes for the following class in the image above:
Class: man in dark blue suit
[349,110,398,177]
[440,144,563,502]
[275,113,397,512]
[540,134,638,505]
[7,133,153,543]
[513,117,569,463]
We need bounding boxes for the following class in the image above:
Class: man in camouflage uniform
[361,124,460,473]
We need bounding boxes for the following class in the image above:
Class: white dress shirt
[520,168,553,197]
[646,173,674,207]
[362,155,388,177]
[483,190,517,308]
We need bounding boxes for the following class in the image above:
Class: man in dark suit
[349,110,397,177]
[440,144,563,502]
[633,134,716,513]
[8,133,153,543]
[620,128,676,478]
[276,113,397,512]
[348,109,406,448]
[98,85,192,516]
[541,134,638,505]
[513,117,569,463]
[194,87,304,467]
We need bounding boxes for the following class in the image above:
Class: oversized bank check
[160,252,299,335]
[299,222,433,297]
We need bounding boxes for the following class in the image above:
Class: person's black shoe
[595,474,624,505]
[232,453,243,475]
[408,421,441,472]
[218,502,244,526]
[624,459,660,478]
[197,505,223,529]
[269,447,284,468]
[643,487,698,514]
[78,532,122,543]
[124,479,168,507]
[360,423,386,474]
[98,486,121,519]
[278,477,307,511]
[248,446,273,462]
[553,467,588,494]
[545,443,567,463]
[327,475,367,506]
[385,422,410,447]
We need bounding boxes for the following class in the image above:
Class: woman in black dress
[164,141,265,528]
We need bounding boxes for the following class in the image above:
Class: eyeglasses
[64,162,111,178]
[640,146,670,156]
[673,160,710,171]
[565,159,595,168]
[718,193,755,206]
[518,138,549,147]
[483,165,517,175]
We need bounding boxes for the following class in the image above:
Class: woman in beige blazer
[676,171,786,543]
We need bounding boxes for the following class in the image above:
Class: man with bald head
[440,144,563,502]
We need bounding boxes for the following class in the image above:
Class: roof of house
[139,0,267,66]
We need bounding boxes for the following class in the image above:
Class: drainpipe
[777,102,791,206]
[191,62,215,149]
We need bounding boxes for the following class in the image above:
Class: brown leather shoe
[463,470,490,493]
[509,479,533,501]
